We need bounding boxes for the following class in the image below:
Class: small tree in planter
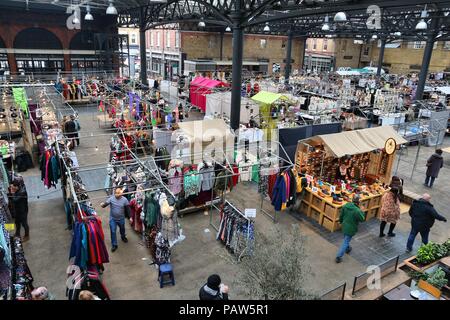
[236,225,316,300]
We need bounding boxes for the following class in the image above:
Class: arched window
[14,28,62,49]
[70,31,95,51]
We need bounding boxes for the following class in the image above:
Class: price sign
[311,187,318,193]
[245,208,257,218]
[330,186,336,193]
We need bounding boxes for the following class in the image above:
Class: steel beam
[377,38,386,76]
[230,24,244,130]
[140,7,148,85]
[284,30,293,84]
[415,17,440,100]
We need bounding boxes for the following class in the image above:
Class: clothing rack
[210,200,254,262]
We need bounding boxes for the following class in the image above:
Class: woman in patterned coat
[379,188,401,237]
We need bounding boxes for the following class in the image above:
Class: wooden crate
[359,199,370,211]
[299,201,309,215]
[304,191,312,204]
[324,203,340,220]
[403,256,440,273]
[311,194,324,210]
[366,208,379,221]
[370,196,381,207]
[322,216,341,232]
[310,207,322,223]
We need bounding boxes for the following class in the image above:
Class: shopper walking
[406,193,447,252]
[379,188,401,237]
[8,180,29,242]
[101,188,130,252]
[424,149,443,188]
[64,115,78,148]
[335,194,365,263]
[199,274,229,300]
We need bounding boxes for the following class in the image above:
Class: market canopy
[302,126,408,158]
[251,91,287,105]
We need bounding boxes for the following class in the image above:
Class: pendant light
[372,34,378,39]
[334,11,347,22]
[72,10,80,25]
[106,0,118,15]
[394,32,401,36]
[415,6,428,30]
[263,22,270,32]
[85,4,94,21]
[321,16,330,31]
[225,26,231,32]
[198,19,206,28]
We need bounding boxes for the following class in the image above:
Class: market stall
[205,92,260,125]
[189,77,227,113]
[294,126,407,232]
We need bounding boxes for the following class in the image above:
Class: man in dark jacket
[336,194,365,263]
[199,274,229,300]
[406,193,447,252]
[9,180,29,241]
[64,115,78,148]
[424,149,443,188]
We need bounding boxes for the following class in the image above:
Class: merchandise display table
[299,187,386,232]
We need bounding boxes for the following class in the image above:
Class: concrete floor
[19,108,450,300]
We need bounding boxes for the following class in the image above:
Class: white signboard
[245,208,257,218]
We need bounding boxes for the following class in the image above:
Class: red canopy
[189,77,226,112]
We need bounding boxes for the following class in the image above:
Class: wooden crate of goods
[370,196,381,207]
[299,201,309,215]
[324,203,340,220]
[359,199,370,211]
[310,207,322,223]
[322,216,341,232]
[304,191,312,204]
[311,194,324,210]
[365,208,379,221]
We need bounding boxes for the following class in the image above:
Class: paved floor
[18,107,450,299]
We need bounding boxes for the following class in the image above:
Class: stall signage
[311,187,318,193]
[245,208,257,218]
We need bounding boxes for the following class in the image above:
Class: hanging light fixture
[415,6,428,30]
[263,22,270,32]
[394,31,402,36]
[372,34,378,39]
[106,0,118,15]
[321,16,330,31]
[85,4,94,21]
[198,19,206,28]
[334,11,347,22]
[72,10,80,25]
[225,26,231,32]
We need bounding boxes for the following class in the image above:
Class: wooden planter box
[418,279,442,299]
[403,256,440,272]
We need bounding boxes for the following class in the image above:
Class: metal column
[139,7,148,85]
[376,38,386,77]
[230,23,244,130]
[219,31,224,61]
[415,17,439,100]
[284,30,293,84]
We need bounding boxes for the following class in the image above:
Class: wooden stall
[295,126,407,232]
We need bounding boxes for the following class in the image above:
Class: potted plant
[417,267,449,299]
[404,242,448,272]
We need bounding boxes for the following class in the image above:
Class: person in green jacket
[335,194,365,263]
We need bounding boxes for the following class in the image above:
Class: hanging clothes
[129,198,143,233]
[183,167,200,197]
[168,166,183,196]
[155,232,171,265]
[198,162,215,192]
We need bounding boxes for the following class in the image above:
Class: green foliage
[426,267,448,290]
[408,270,429,282]
[416,242,447,265]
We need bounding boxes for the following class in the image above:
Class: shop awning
[251,91,286,105]
[304,126,408,158]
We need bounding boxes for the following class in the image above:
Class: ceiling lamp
[321,16,330,31]
[225,26,231,32]
[85,5,94,21]
[106,0,118,15]
[394,31,402,36]
[73,11,80,25]
[198,20,206,28]
[334,11,347,22]
[263,22,270,32]
[415,7,428,30]
[372,34,378,39]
